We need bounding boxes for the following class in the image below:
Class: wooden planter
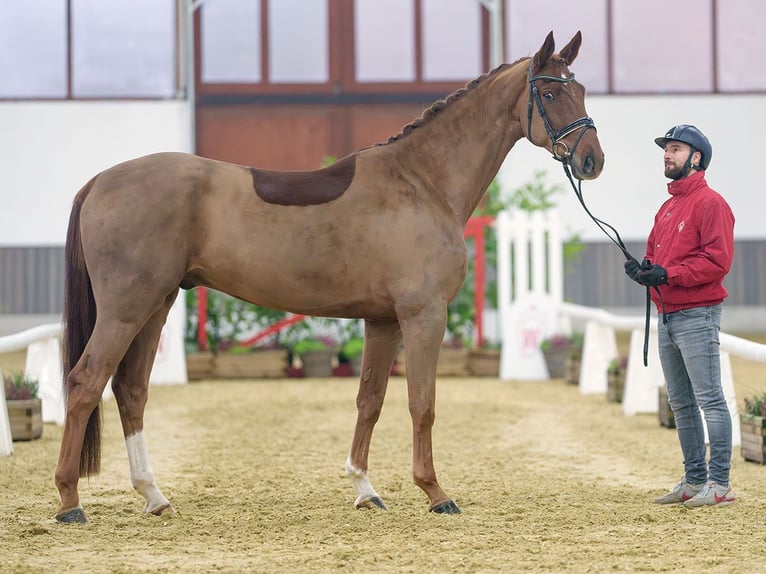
[299,350,335,378]
[215,349,289,379]
[740,414,766,464]
[607,369,625,403]
[394,347,471,377]
[658,385,675,428]
[542,348,567,379]
[564,356,581,385]
[7,398,43,441]
[467,348,500,377]
[186,352,215,380]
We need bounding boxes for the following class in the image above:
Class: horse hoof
[149,503,176,517]
[55,507,89,524]
[355,496,388,511]
[430,500,461,514]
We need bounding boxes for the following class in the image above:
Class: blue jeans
[658,304,731,486]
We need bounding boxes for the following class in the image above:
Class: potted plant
[658,384,675,428]
[3,371,42,441]
[292,337,336,378]
[563,332,584,385]
[185,289,291,379]
[606,355,628,402]
[540,333,574,379]
[740,391,766,464]
[288,317,339,378]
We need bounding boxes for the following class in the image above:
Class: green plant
[743,392,766,417]
[340,337,364,360]
[185,289,289,353]
[448,171,586,347]
[3,371,39,400]
[540,333,573,352]
[608,355,629,373]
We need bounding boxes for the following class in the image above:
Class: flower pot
[607,370,625,403]
[542,348,567,379]
[564,356,581,385]
[658,385,675,428]
[7,398,43,441]
[468,348,500,377]
[740,413,766,464]
[300,349,335,378]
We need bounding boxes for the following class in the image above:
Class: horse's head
[522,31,604,180]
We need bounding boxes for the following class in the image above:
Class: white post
[25,337,65,424]
[622,328,664,415]
[0,368,13,456]
[578,321,618,394]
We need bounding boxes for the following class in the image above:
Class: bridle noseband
[526,60,595,163]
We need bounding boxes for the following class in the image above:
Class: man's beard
[665,164,685,180]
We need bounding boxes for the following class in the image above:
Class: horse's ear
[532,31,556,74]
[558,31,582,66]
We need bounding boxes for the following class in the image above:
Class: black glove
[624,257,641,282]
[637,263,668,286]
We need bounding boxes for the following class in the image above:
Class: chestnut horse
[55,31,603,523]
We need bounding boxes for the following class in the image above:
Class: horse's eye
[543,91,554,102]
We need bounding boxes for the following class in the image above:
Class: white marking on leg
[126,431,171,514]
[345,454,381,506]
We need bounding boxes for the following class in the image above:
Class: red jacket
[644,170,735,313]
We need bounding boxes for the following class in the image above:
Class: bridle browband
[527,59,659,367]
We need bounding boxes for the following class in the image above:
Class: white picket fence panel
[497,210,567,381]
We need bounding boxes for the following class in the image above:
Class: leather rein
[527,60,657,366]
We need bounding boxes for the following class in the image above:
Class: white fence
[495,208,766,449]
[0,299,188,456]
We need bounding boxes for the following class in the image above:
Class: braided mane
[380,58,529,146]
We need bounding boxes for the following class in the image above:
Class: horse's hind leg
[111,290,178,516]
[346,319,402,510]
[55,317,145,522]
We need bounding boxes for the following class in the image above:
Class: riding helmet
[654,124,712,170]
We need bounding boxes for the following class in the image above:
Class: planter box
[564,356,581,385]
[215,349,289,379]
[299,349,335,378]
[542,348,567,379]
[740,414,766,464]
[658,385,675,428]
[7,398,43,441]
[467,349,500,377]
[394,347,471,377]
[606,370,625,403]
[186,352,215,380]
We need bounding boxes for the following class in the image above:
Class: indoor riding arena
[2,2,766,573]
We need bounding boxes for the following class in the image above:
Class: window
[71,0,176,98]
[0,0,67,98]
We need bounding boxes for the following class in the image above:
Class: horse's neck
[385,68,527,223]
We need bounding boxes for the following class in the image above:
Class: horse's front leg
[400,305,461,514]
[346,319,402,510]
[112,300,176,516]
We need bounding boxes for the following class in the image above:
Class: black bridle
[527,59,660,367]
[526,60,595,164]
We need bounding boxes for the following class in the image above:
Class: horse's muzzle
[574,148,604,180]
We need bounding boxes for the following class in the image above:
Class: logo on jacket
[678,220,685,232]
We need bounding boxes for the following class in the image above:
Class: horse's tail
[63,175,101,477]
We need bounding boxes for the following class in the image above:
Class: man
[625,125,736,507]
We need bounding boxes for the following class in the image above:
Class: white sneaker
[683,480,735,508]
[654,478,704,504]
